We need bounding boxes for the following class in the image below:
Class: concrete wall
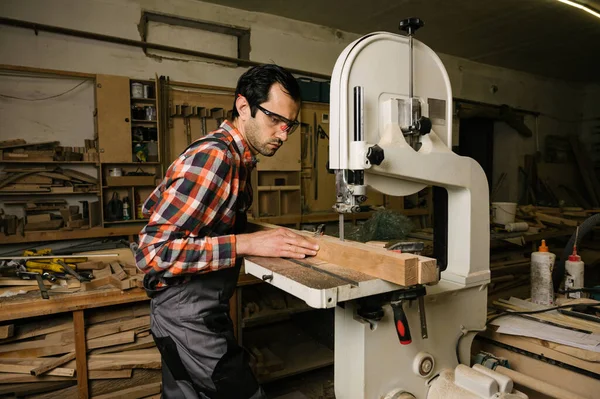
[0,0,590,206]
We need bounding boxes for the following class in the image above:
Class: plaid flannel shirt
[135,121,256,288]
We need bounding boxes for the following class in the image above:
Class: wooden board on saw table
[248,221,437,286]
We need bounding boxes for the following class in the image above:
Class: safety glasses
[255,104,299,134]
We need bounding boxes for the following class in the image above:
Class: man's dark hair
[232,64,301,119]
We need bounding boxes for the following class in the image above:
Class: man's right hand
[236,228,319,259]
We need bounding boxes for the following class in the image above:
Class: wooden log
[249,221,434,286]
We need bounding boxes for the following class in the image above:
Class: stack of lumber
[0,303,162,398]
[0,139,99,162]
[0,166,99,194]
[518,205,599,228]
[489,255,531,301]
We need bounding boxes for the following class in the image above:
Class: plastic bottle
[565,244,585,299]
[123,196,131,221]
[531,240,556,305]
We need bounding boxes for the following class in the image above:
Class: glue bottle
[565,244,585,299]
[531,240,555,305]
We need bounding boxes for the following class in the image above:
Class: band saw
[245,17,527,399]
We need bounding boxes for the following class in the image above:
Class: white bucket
[491,202,517,224]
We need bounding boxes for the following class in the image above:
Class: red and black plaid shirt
[135,121,256,287]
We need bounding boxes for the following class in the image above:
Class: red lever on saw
[391,300,412,345]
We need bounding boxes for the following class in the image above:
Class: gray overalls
[144,135,265,399]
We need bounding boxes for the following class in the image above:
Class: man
[135,64,319,398]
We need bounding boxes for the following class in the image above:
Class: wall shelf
[103,219,148,224]
[0,161,98,165]
[0,191,100,196]
[131,97,156,103]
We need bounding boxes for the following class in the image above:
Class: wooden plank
[76,261,105,270]
[73,310,89,399]
[93,265,113,279]
[87,316,150,340]
[0,342,74,359]
[249,221,430,286]
[80,275,122,292]
[0,373,75,383]
[0,225,142,245]
[0,141,59,150]
[61,169,98,184]
[1,317,71,343]
[88,369,132,380]
[110,262,127,280]
[31,352,76,376]
[0,363,74,377]
[87,303,150,325]
[0,380,75,395]
[534,212,579,227]
[91,382,161,399]
[87,331,135,350]
[92,334,155,354]
[0,64,96,79]
[0,278,51,287]
[0,325,14,340]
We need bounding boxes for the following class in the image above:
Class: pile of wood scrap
[0,139,98,162]
[0,303,162,398]
[0,166,99,194]
[0,199,102,235]
[517,205,599,228]
[489,254,531,301]
[0,257,144,300]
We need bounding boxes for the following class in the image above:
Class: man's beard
[245,119,282,157]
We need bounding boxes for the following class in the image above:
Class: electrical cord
[455,304,578,365]
[0,80,89,101]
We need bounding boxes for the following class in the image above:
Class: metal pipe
[0,16,331,80]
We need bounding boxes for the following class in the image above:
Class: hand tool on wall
[196,107,210,137]
[211,108,225,126]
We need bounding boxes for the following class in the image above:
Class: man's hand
[236,228,319,259]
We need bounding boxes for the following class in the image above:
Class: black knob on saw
[399,17,424,36]
[366,144,385,166]
[417,116,432,135]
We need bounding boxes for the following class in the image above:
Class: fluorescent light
[557,0,600,19]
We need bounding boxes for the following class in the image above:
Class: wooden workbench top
[0,287,149,322]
